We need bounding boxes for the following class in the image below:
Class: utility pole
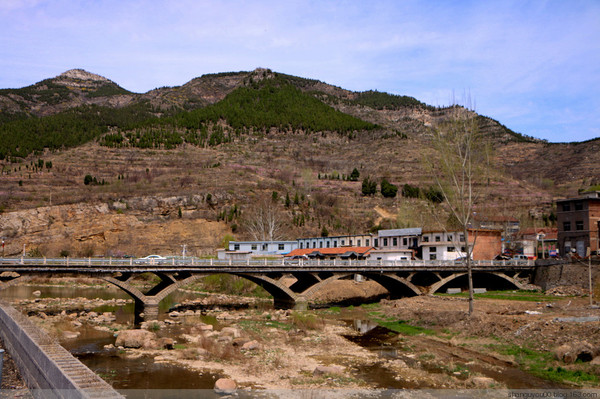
[181,244,187,259]
[588,247,593,307]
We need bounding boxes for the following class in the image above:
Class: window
[326,241,330,248]
[575,201,583,211]
[300,243,303,249]
[251,244,257,250]
[447,235,453,242]
[563,221,571,231]
[435,236,441,242]
[459,234,465,242]
[357,240,361,246]
[423,236,429,242]
[366,239,370,246]
[429,254,437,260]
[430,246,437,252]
[576,221,584,230]
[461,246,466,252]
[319,241,323,247]
[349,239,353,245]
[393,238,398,246]
[263,244,268,251]
[448,246,455,252]
[374,239,379,247]
[383,238,388,246]
[334,240,338,247]
[562,203,571,212]
[403,238,408,246]
[313,242,317,248]
[234,244,240,250]
[278,244,284,250]
[342,240,345,245]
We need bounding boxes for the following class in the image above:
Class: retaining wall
[0,300,122,398]
[534,260,600,292]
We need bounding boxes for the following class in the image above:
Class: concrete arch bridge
[0,258,538,320]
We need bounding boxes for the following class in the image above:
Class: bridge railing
[0,257,534,268]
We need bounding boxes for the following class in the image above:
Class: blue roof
[378,228,422,237]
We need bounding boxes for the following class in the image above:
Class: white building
[218,240,298,260]
[297,234,374,250]
[375,228,421,250]
[420,231,467,261]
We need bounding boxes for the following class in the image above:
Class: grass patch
[437,290,564,302]
[238,319,293,332]
[491,344,599,385]
[369,312,436,336]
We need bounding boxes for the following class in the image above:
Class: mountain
[0,68,598,258]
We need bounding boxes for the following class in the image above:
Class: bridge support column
[273,296,309,310]
[135,299,160,324]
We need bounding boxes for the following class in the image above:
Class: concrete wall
[0,300,122,398]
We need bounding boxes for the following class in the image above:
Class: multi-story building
[375,228,421,251]
[296,234,374,250]
[556,191,600,257]
[420,229,502,261]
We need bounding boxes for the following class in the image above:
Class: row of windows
[422,234,465,243]
[233,244,285,251]
[299,239,370,249]
[562,201,584,212]
[563,221,585,231]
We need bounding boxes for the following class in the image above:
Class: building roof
[297,234,372,240]
[556,191,600,202]
[378,228,422,237]
[285,246,373,258]
[519,228,558,240]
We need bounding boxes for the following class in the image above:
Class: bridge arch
[429,271,524,294]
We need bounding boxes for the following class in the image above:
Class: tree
[349,168,360,181]
[380,178,398,198]
[361,176,377,196]
[242,196,288,241]
[425,105,490,315]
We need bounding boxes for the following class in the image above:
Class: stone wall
[533,259,600,295]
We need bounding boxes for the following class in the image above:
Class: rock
[32,290,41,297]
[168,311,180,318]
[233,337,250,347]
[158,337,175,350]
[62,331,80,339]
[38,312,48,319]
[199,324,213,331]
[115,329,157,349]
[554,342,599,364]
[104,344,115,350]
[182,334,202,344]
[241,340,261,351]
[214,378,237,394]
[313,365,344,376]
[221,327,241,338]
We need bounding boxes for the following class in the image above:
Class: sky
[1,0,599,143]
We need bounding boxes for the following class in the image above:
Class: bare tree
[243,196,289,241]
[425,105,491,315]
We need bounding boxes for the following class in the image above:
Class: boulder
[158,337,175,350]
[115,329,157,349]
[32,290,41,297]
[313,365,344,376]
[221,327,241,338]
[241,340,261,351]
[554,342,599,364]
[214,378,237,395]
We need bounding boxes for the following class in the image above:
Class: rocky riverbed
[5,282,600,391]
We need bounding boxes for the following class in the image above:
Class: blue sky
[1,0,599,143]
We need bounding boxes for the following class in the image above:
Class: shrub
[381,178,398,198]
[349,168,360,181]
[361,176,377,196]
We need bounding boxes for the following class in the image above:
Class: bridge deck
[0,257,535,274]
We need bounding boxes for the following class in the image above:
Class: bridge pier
[273,296,309,310]
[134,300,160,323]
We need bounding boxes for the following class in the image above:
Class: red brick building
[556,191,600,257]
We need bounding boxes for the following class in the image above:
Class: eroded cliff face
[0,200,229,258]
